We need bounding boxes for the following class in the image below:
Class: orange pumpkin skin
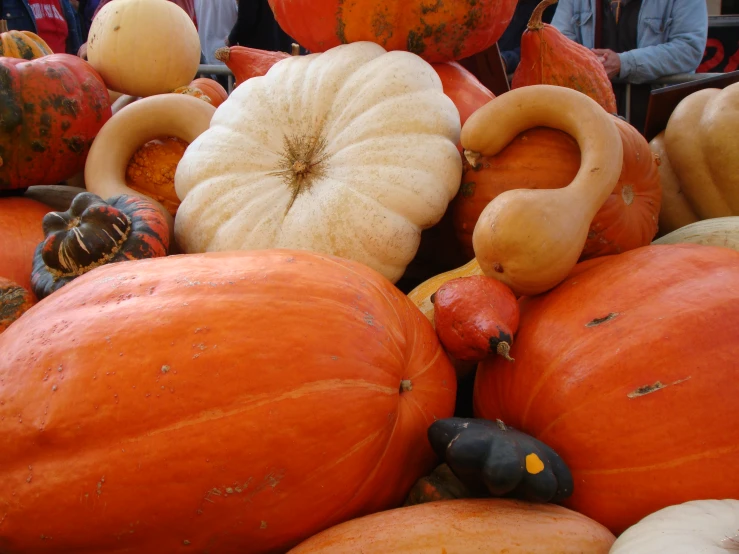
[288,499,615,553]
[268,0,517,63]
[433,62,495,128]
[125,137,189,216]
[473,244,739,535]
[0,277,35,333]
[0,197,49,292]
[188,77,228,107]
[215,45,290,87]
[0,249,456,553]
[511,0,617,113]
[453,118,660,261]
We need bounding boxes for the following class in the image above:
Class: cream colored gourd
[174,42,463,283]
[653,217,739,251]
[85,94,215,239]
[663,83,739,221]
[648,132,699,235]
[462,85,622,296]
[610,500,739,553]
[87,0,201,97]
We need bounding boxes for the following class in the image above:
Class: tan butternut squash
[652,217,739,251]
[663,83,739,221]
[84,94,215,242]
[462,85,622,296]
[649,132,699,235]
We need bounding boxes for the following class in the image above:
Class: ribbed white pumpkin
[87,0,200,97]
[174,42,463,283]
[610,500,739,553]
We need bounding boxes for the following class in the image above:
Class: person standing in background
[194,0,237,64]
[76,0,99,40]
[1,0,83,53]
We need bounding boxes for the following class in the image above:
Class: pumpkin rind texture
[0,249,456,553]
[0,197,50,291]
[0,277,35,333]
[473,244,739,534]
[30,192,170,299]
[287,499,616,553]
[87,0,201,97]
[268,0,518,63]
[174,42,463,283]
[610,499,739,554]
[0,54,112,190]
[511,0,617,112]
[428,418,574,503]
[0,24,52,59]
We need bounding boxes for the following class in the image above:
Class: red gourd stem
[528,0,558,30]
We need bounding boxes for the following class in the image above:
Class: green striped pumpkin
[0,19,52,60]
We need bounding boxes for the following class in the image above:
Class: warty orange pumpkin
[267,0,517,63]
[0,277,35,333]
[0,249,456,553]
[474,244,739,535]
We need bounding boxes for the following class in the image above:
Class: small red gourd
[0,54,112,190]
[174,77,229,107]
[512,0,617,113]
[0,277,35,333]
[434,275,519,362]
[31,192,170,299]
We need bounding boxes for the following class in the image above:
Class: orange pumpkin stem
[291,43,301,56]
[528,0,558,30]
[0,20,8,33]
[497,341,514,362]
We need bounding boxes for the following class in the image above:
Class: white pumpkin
[610,499,739,553]
[174,42,463,283]
[88,0,201,97]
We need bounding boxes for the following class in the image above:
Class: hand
[78,43,88,60]
[70,0,79,9]
[592,48,621,79]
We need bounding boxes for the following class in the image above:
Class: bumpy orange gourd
[0,19,52,59]
[474,244,739,535]
[0,249,456,553]
[268,0,517,63]
[512,0,617,112]
[0,197,50,292]
[0,277,35,333]
[455,116,659,261]
[125,137,189,216]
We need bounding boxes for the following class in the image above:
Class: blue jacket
[551,0,708,83]
[2,0,84,55]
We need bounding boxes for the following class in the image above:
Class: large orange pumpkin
[0,197,49,292]
[433,62,495,129]
[267,0,517,63]
[289,499,615,553]
[473,244,739,535]
[0,249,456,553]
[454,116,660,260]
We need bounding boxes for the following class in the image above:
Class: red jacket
[93,0,197,27]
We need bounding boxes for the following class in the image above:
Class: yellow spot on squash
[525,453,545,474]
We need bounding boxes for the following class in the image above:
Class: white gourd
[174,42,463,283]
[610,500,739,554]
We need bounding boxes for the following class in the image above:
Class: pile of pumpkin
[1,0,738,552]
